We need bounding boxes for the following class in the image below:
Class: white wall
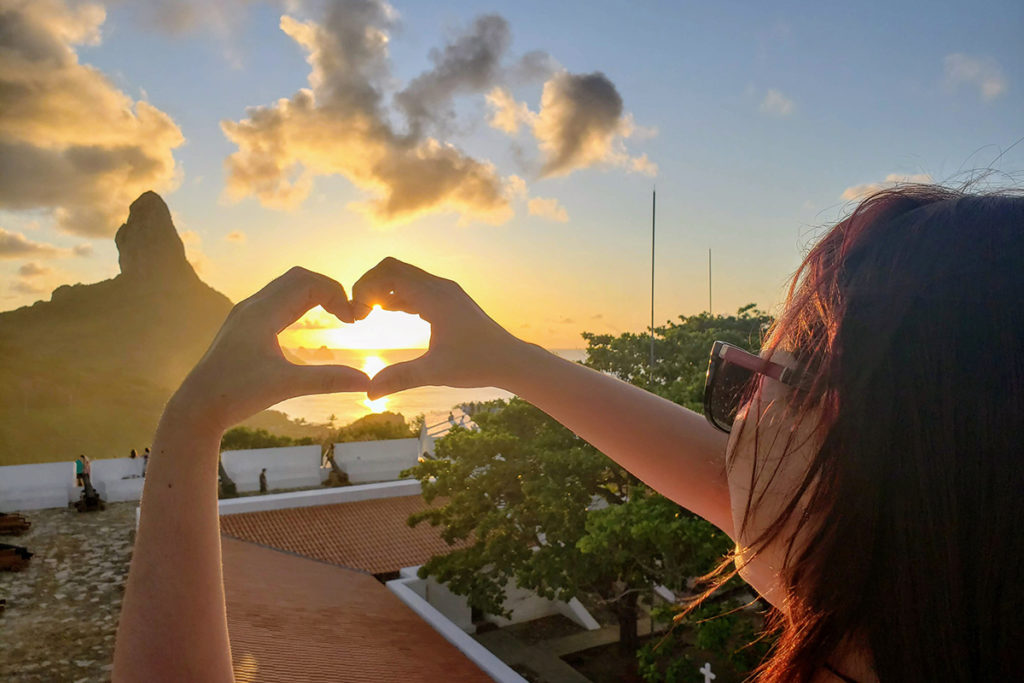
[334,438,419,484]
[92,457,146,502]
[220,445,321,493]
[217,479,422,516]
[0,461,77,511]
[395,565,600,634]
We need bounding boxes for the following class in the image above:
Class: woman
[113,186,1022,681]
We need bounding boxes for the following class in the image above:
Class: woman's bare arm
[353,258,734,538]
[113,267,369,682]
[499,341,732,535]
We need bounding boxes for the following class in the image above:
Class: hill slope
[0,192,234,463]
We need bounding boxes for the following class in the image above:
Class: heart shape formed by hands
[348,257,521,400]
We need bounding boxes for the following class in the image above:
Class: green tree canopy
[583,304,772,411]
[405,398,733,651]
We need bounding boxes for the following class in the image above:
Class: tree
[220,426,315,451]
[404,399,732,652]
[583,304,772,411]
[331,411,415,443]
[405,308,774,666]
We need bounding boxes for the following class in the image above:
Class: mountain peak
[114,191,197,284]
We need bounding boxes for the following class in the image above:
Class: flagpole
[649,188,656,384]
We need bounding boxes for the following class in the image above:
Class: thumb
[368,357,434,399]
[283,364,370,398]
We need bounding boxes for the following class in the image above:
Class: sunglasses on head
[703,341,806,433]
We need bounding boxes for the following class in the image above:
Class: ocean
[273,348,587,428]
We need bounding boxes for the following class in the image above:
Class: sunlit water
[273,348,586,427]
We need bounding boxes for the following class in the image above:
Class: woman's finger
[367,356,436,399]
[248,266,354,333]
[280,364,371,399]
[352,257,443,321]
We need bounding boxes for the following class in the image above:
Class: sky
[1,0,1021,349]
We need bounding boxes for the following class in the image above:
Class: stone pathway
[0,502,136,682]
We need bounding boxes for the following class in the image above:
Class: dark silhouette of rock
[0,192,234,463]
[114,191,199,286]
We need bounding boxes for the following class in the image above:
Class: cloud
[224,230,247,243]
[488,72,655,178]
[759,88,795,116]
[943,53,1007,101]
[221,1,512,226]
[0,0,184,237]
[17,262,53,277]
[0,228,67,259]
[11,279,48,295]
[840,173,934,201]
[394,14,511,137]
[73,243,93,256]
[486,87,534,134]
[527,196,569,223]
[533,71,645,177]
[504,174,528,200]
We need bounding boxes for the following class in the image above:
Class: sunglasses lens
[710,360,756,431]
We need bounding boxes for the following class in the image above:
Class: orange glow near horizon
[282,304,431,350]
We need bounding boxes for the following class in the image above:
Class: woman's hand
[351,257,524,399]
[169,266,370,434]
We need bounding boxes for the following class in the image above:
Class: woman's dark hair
[130,449,137,458]
[724,185,1023,681]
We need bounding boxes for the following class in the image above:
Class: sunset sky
[1,0,1021,348]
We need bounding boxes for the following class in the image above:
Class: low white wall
[334,438,419,484]
[387,577,527,683]
[220,445,321,493]
[398,566,475,633]
[218,479,422,516]
[92,457,146,502]
[0,461,77,511]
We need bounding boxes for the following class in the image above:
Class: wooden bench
[0,512,31,536]
[0,543,33,572]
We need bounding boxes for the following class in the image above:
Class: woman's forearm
[498,340,734,538]
[112,402,233,683]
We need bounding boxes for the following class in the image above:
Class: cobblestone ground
[0,502,136,682]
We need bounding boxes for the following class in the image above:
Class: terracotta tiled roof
[220,495,464,575]
[223,536,491,683]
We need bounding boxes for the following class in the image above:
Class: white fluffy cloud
[221,2,514,226]
[943,53,1007,101]
[0,0,184,237]
[487,71,656,178]
[527,197,569,223]
[840,173,934,201]
[759,88,795,116]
